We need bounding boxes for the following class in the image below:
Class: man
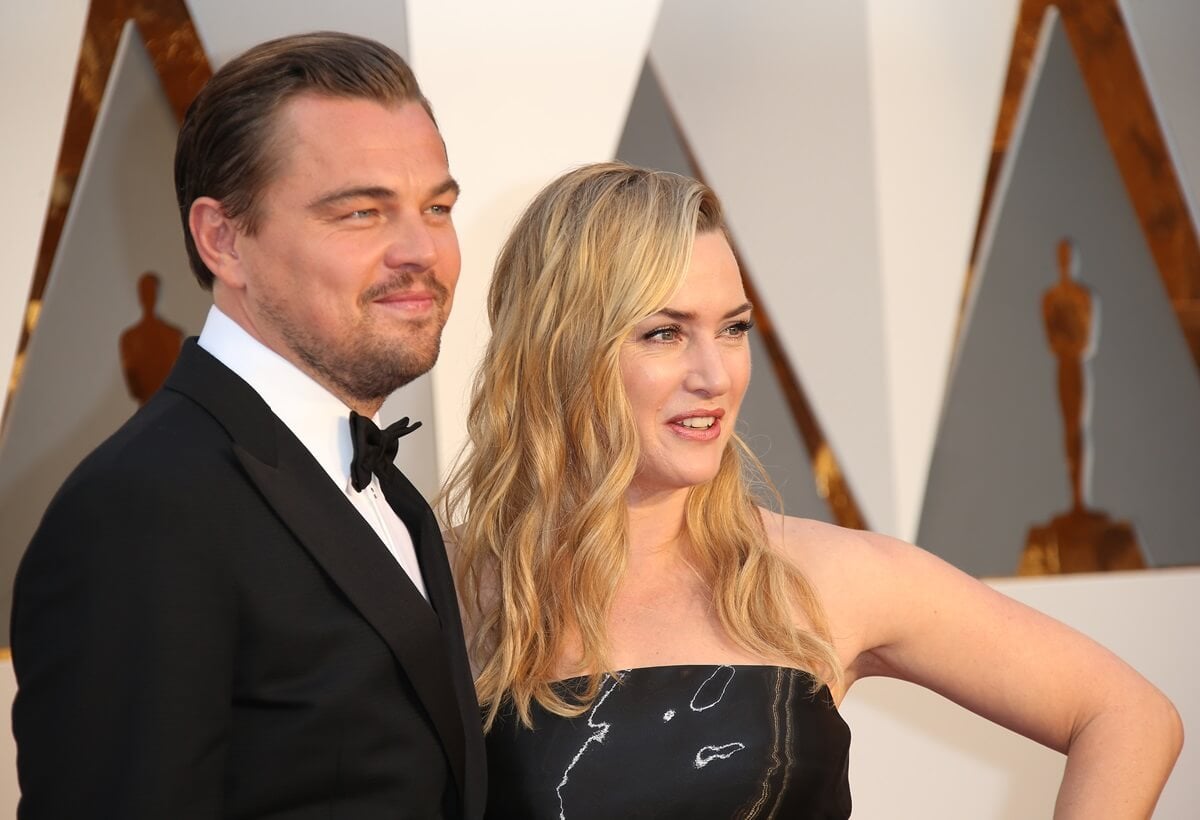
[11,32,486,819]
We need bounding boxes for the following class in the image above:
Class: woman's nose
[683,340,732,398]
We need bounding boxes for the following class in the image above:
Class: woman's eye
[643,325,681,342]
[723,319,755,338]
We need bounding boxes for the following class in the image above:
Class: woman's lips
[666,409,725,441]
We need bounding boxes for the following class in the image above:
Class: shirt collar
[197,305,360,492]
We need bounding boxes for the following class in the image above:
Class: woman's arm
[784,518,1182,819]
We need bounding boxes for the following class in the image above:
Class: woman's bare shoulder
[754,508,928,670]
[754,507,905,581]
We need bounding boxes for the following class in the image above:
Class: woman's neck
[625,484,690,563]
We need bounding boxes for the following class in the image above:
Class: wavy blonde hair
[441,163,841,730]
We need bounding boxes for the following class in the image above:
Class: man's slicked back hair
[174,31,433,289]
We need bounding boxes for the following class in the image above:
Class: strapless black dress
[485,665,851,819]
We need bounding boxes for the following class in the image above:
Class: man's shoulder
[18,389,255,587]
[44,385,267,532]
[76,387,239,484]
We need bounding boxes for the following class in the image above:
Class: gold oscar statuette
[1018,239,1146,574]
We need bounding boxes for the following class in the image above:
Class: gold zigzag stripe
[959,0,1200,367]
[3,0,212,430]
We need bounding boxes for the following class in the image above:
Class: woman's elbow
[1131,682,1184,767]
[1160,691,1184,761]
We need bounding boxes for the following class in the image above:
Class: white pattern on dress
[690,664,737,712]
[556,672,624,820]
[688,665,747,771]
[694,742,747,768]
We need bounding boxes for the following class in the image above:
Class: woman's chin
[629,466,722,499]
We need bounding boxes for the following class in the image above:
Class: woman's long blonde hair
[441,163,841,730]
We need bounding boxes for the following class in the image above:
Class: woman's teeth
[678,417,716,429]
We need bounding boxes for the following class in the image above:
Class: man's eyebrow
[306,177,460,211]
[433,177,461,198]
[655,301,753,322]
[307,186,396,210]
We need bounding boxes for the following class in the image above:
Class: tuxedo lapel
[164,341,470,809]
[235,442,469,801]
[377,466,451,619]
[380,455,486,817]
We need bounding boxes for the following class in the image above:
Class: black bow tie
[348,411,422,492]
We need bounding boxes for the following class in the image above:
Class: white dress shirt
[198,305,429,601]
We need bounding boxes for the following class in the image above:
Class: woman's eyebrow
[653,302,753,322]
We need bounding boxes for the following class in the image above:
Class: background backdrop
[1,1,1196,816]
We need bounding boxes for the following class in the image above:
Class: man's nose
[383,213,438,272]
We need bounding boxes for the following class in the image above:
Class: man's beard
[263,272,450,406]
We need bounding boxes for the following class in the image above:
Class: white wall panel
[866,0,1019,541]
[406,0,662,478]
[0,659,15,816]
[650,0,896,533]
[843,568,1199,818]
[0,2,89,441]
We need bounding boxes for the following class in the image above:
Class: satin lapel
[164,342,469,799]
[164,340,278,450]
[234,438,469,797]
[376,467,452,618]
[377,465,478,811]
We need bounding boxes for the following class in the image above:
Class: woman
[442,163,1181,818]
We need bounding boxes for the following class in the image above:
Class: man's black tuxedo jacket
[11,341,486,819]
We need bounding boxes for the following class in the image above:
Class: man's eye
[428,203,454,216]
[346,209,377,219]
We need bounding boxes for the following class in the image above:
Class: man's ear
[189,197,247,289]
